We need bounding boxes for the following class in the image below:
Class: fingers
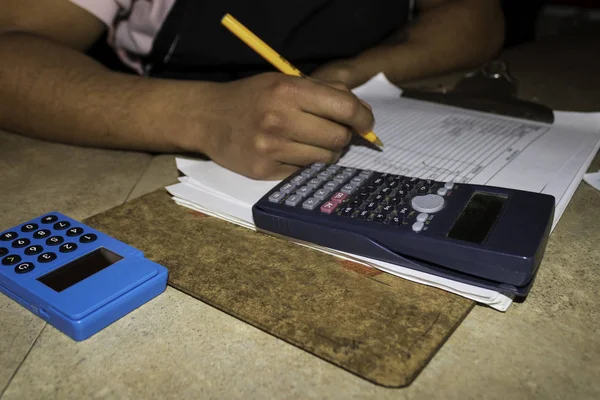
[272,139,343,167]
[293,79,375,136]
[282,111,353,151]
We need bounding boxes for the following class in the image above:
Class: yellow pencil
[221,13,383,148]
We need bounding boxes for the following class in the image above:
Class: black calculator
[252,163,555,297]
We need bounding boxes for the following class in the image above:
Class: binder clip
[401,60,554,124]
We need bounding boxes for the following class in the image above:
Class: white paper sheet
[166,73,600,312]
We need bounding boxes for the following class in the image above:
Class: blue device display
[0,212,168,341]
[252,163,555,297]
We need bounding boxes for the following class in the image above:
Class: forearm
[352,0,505,84]
[0,32,209,153]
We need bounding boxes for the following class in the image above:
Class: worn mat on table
[84,189,474,387]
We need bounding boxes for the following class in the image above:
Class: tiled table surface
[2,30,600,400]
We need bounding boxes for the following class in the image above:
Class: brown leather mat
[84,189,474,387]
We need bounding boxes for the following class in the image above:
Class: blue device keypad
[1,216,99,274]
[0,212,168,341]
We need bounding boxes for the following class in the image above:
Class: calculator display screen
[38,248,123,292]
[447,192,506,244]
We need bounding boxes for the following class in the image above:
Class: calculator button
[295,186,313,198]
[317,171,333,180]
[366,202,378,211]
[290,175,306,186]
[325,165,341,174]
[389,216,403,226]
[24,245,43,255]
[2,254,21,266]
[12,238,31,248]
[356,210,370,219]
[300,169,317,179]
[1,232,18,241]
[320,201,338,214]
[53,221,71,230]
[279,183,295,194]
[411,194,445,213]
[79,234,98,244]
[302,197,321,211]
[340,184,358,195]
[46,236,64,246]
[66,227,84,237]
[313,188,331,200]
[285,194,303,207]
[310,162,326,170]
[330,192,348,204]
[306,178,324,188]
[381,204,395,214]
[437,187,448,196]
[416,213,429,223]
[374,213,387,223]
[444,182,455,190]
[359,170,373,179]
[340,206,355,217]
[38,252,57,263]
[41,215,58,224]
[332,174,349,184]
[33,229,51,239]
[323,181,341,191]
[21,223,38,232]
[14,262,35,274]
[268,191,285,203]
[412,222,425,232]
[417,186,429,195]
[59,243,78,253]
[0,247,7,257]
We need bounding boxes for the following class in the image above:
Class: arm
[311,0,505,88]
[0,0,373,179]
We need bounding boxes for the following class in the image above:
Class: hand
[179,73,374,180]
[311,58,375,89]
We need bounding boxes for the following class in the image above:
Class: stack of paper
[166,74,600,312]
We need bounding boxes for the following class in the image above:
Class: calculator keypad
[268,163,457,231]
[0,215,99,275]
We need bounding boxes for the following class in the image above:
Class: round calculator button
[21,223,38,232]
[2,254,21,266]
[437,187,448,196]
[14,262,35,274]
[59,243,77,253]
[0,247,7,257]
[41,215,58,224]
[25,245,44,255]
[411,194,445,214]
[66,227,84,237]
[1,232,18,241]
[412,222,425,232]
[38,252,57,263]
[46,236,64,246]
[416,213,429,223]
[53,221,71,230]
[12,238,31,248]
[33,229,51,239]
[79,233,97,244]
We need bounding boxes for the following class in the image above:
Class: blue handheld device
[0,212,168,341]
[252,163,555,297]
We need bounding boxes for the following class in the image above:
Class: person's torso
[141,0,411,81]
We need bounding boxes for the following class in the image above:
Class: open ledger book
[166,74,600,312]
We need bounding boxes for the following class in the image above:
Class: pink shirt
[70,0,176,73]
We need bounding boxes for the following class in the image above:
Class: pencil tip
[375,138,384,147]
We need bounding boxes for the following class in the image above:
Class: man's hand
[311,0,505,88]
[173,73,374,180]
